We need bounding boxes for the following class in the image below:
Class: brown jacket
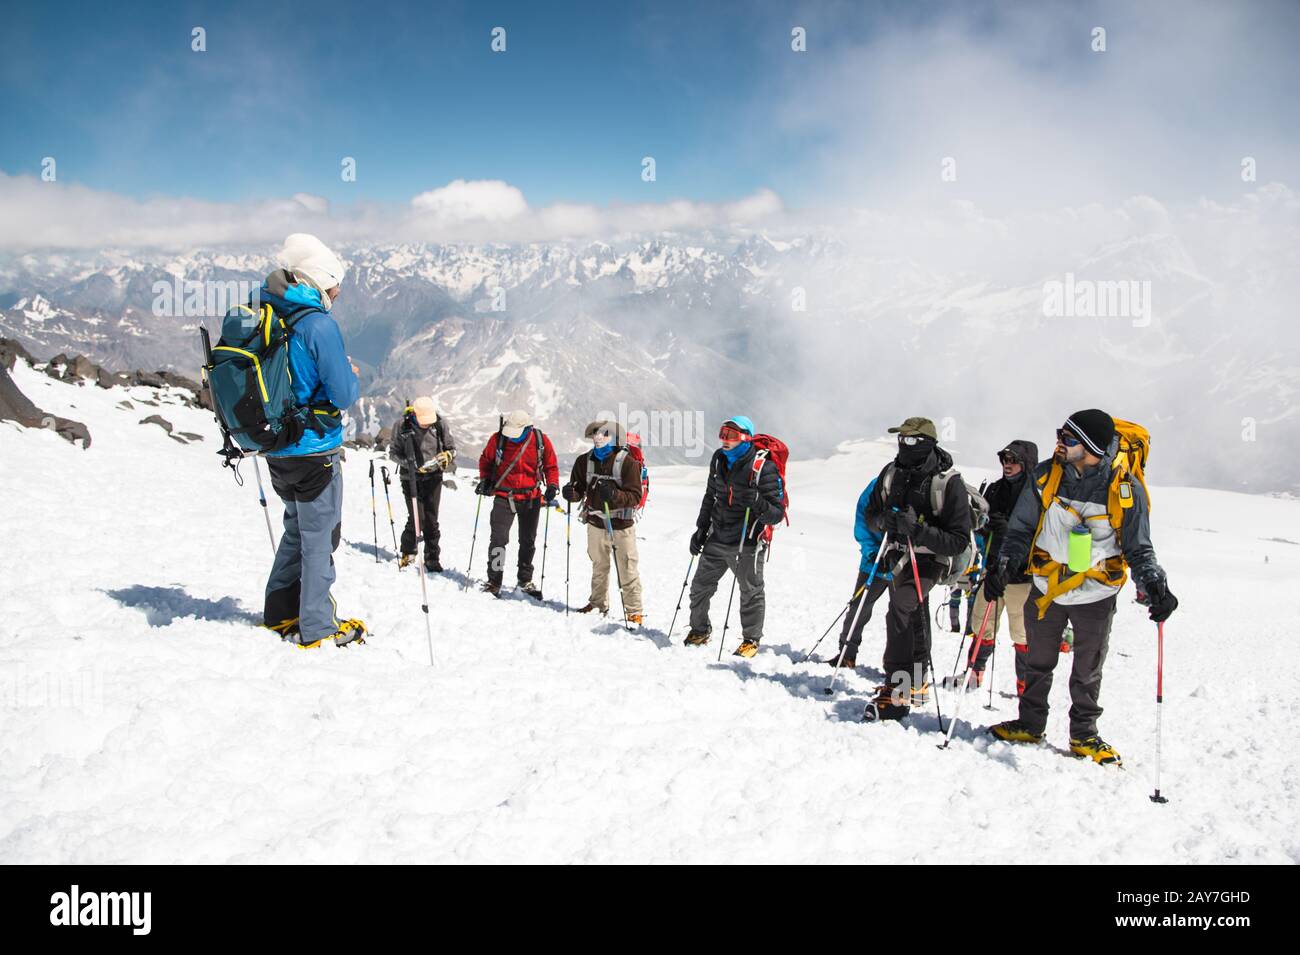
[563,448,643,529]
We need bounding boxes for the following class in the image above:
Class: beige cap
[411,396,438,427]
[501,409,532,439]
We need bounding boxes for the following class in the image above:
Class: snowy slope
[1,363,1297,864]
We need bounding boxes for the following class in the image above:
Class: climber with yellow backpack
[983,410,1178,765]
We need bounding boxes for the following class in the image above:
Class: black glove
[884,507,918,538]
[544,483,559,505]
[983,560,1008,601]
[690,528,708,556]
[475,479,495,496]
[561,482,582,503]
[987,512,1009,536]
[1144,577,1178,623]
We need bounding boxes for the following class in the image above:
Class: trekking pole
[462,491,484,592]
[602,501,631,630]
[803,533,892,662]
[380,465,398,558]
[251,455,276,554]
[564,499,571,615]
[1150,620,1169,804]
[907,538,945,735]
[822,531,892,693]
[404,465,436,666]
[667,555,695,639]
[718,574,740,661]
[984,608,1000,710]
[939,597,996,749]
[368,459,379,563]
[540,501,551,597]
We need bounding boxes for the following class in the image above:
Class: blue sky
[2,0,1297,229]
[1,0,855,205]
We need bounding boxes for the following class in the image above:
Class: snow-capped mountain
[1,233,1296,490]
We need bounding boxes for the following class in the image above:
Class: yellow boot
[1069,735,1121,765]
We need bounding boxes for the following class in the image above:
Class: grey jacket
[388,415,457,478]
[1000,438,1164,605]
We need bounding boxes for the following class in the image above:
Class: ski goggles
[719,424,750,441]
[1056,428,1083,448]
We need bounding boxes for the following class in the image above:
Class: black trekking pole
[380,465,398,559]
[251,456,277,554]
[462,492,484,592]
[601,501,630,630]
[1151,620,1169,804]
[906,537,945,735]
[368,459,379,563]
[666,555,695,640]
[939,597,996,749]
[717,574,740,661]
[564,499,571,615]
[540,501,551,598]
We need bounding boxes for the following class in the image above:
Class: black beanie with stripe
[1063,409,1115,457]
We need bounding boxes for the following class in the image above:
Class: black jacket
[983,439,1038,584]
[695,444,786,549]
[865,447,971,577]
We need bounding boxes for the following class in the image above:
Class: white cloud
[409,179,528,224]
[0,174,790,249]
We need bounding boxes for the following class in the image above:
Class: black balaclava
[896,435,936,469]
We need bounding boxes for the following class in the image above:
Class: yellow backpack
[1026,419,1151,617]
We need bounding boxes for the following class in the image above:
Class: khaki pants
[969,581,1031,646]
[587,523,643,615]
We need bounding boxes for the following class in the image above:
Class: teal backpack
[200,302,325,459]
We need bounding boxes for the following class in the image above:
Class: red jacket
[478,428,559,500]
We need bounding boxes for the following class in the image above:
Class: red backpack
[748,434,790,548]
[625,432,650,509]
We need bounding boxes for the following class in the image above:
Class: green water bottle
[1067,522,1092,572]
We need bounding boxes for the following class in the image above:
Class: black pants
[399,474,442,565]
[1018,593,1116,738]
[881,571,936,699]
[838,570,891,653]
[487,495,541,587]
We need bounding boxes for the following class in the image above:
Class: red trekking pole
[1150,620,1168,804]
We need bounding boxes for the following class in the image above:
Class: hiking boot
[575,603,607,615]
[989,720,1044,744]
[265,617,300,638]
[733,640,760,659]
[296,618,368,649]
[863,684,908,722]
[399,553,415,569]
[910,681,931,707]
[684,630,711,647]
[941,669,984,691]
[519,581,543,600]
[425,559,443,573]
[481,580,502,597]
[826,650,857,668]
[1069,735,1122,766]
[626,613,643,628]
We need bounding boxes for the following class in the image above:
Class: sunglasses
[1056,429,1082,448]
[719,425,749,441]
[898,434,930,446]
[998,451,1017,464]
